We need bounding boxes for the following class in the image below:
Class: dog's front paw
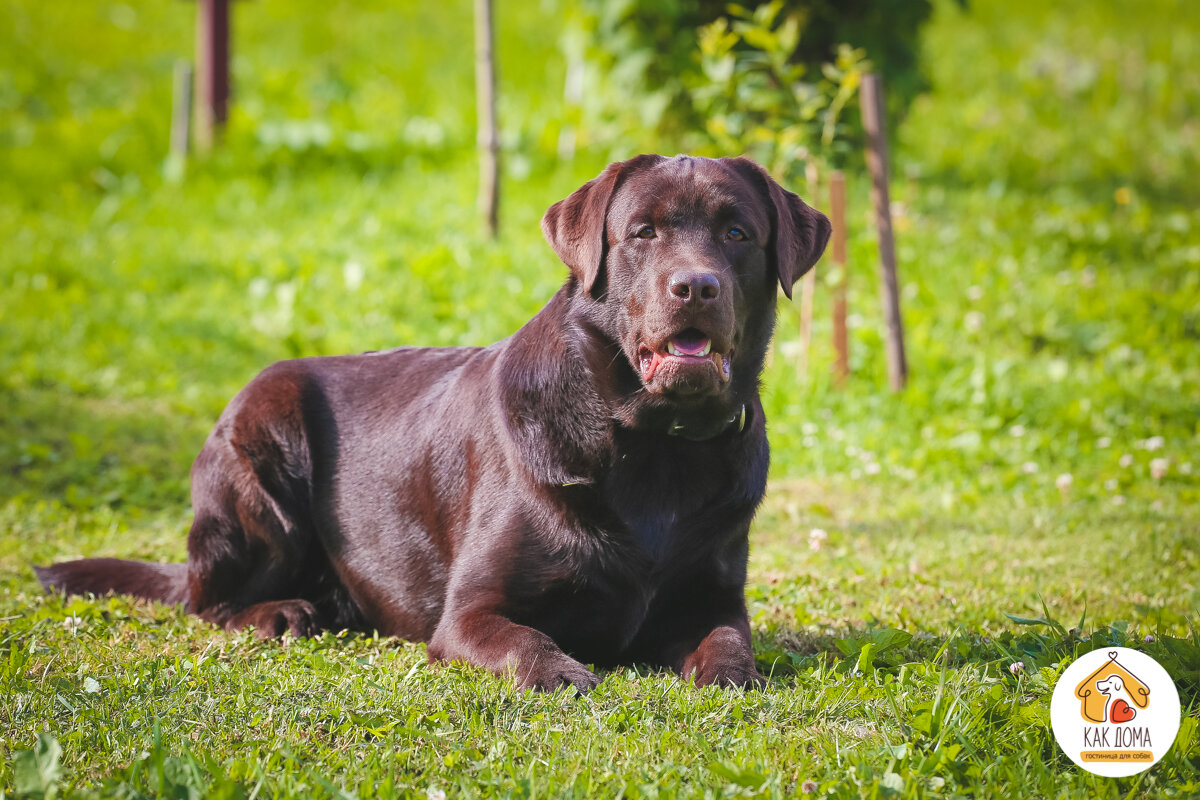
[681,626,765,689]
[518,654,600,694]
[688,658,765,689]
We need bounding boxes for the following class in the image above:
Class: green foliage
[11,734,61,800]
[567,0,939,149]
[688,2,870,177]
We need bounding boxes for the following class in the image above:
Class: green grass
[2,0,1199,797]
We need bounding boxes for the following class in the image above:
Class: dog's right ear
[541,155,663,296]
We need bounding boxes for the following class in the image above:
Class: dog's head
[1097,676,1125,695]
[543,155,829,419]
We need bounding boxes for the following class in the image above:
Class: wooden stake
[475,0,500,238]
[165,60,193,182]
[859,73,908,391]
[194,0,230,153]
[830,170,849,386]
[796,163,818,377]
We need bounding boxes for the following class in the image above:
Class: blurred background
[1,0,1197,558]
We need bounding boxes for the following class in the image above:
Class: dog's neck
[666,403,747,441]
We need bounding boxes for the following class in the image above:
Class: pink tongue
[671,334,709,356]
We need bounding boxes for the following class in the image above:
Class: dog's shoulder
[497,289,615,487]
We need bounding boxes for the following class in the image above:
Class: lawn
[1,0,1198,797]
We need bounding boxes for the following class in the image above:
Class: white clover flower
[427,788,447,800]
[1021,462,1039,474]
[865,462,882,476]
[808,528,829,552]
[1056,473,1073,493]
[1096,436,1111,448]
[801,780,819,794]
[965,311,985,332]
[1009,661,1025,674]
[1150,458,1169,480]
[1119,454,1134,468]
[778,340,804,359]
[62,615,83,633]
[1142,436,1165,451]
[1009,425,1026,437]
[1104,478,1119,491]
[1112,494,1126,506]
[1144,634,1155,643]
[1181,462,1193,475]
[966,285,984,301]
[342,260,365,291]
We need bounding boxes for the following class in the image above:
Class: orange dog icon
[1075,651,1150,723]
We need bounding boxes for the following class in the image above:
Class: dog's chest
[603,446,736,561]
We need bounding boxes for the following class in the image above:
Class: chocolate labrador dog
[38,154,830,692]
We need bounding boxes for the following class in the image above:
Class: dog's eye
[726,227,747,241]
[635,225,656,240]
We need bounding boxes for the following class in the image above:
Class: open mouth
[637,328,732,385]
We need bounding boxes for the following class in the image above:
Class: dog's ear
[724,157,832,299]
[541,155,664,296]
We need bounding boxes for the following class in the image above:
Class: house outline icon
[1075,650,1151,723]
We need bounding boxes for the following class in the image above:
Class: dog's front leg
[428,602,599,694]
[642,571,764,689]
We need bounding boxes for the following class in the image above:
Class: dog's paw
[689,659,766,689]
[680,626,765,689]
[518,655,601,694]
[230,599,322,639]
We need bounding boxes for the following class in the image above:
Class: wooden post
[830,170,849,386]
[557,45,584,161]
[859,73,907,391]
[797,163,819,377]
[166,60,193,181]
[475,0,500,238]
[194,0,230,153]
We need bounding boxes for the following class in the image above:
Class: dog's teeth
[667,342,680,356]
[701,342,711,356]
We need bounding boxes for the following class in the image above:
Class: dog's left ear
[725,157,832,299]
[542,154,665,296]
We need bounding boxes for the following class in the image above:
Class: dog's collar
[666,404,746,441]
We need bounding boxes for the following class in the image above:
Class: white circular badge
[1050,647,1181,777]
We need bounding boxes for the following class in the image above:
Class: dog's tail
[35,558,189,605]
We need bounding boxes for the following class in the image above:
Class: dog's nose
[668,271,720,305]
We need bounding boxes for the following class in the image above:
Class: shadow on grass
[752,620,1200,709]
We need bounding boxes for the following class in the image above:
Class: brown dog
[38,155,830,692]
